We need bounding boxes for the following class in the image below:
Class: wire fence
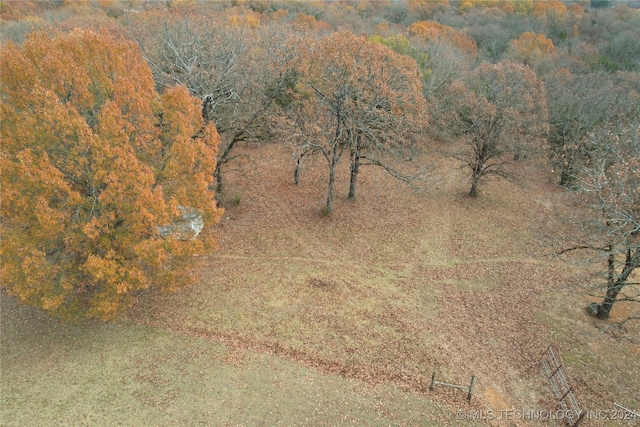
[540,345,584,426]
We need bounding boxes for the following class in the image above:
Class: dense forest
[1,0,639,320]
[2,1,640,425]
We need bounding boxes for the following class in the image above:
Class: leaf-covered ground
[2,142,638,426]
[2,292,448,426]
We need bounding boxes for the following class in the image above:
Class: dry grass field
[2,141,639,426]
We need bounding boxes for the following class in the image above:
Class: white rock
[158,206,203,240]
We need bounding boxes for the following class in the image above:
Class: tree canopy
[445,61,549,197]
[1,0,639,323]
[278,31,427,214]
[0,29,222,319]
[127,8,292,197]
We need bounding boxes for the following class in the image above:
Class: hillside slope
[140,142,640,424]
[3,141,638,426]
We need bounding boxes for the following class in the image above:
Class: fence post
[429,370,475,402]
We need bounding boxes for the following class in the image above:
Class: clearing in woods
[2,142,639,425]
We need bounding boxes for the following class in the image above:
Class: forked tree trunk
[323,107,346,216]
[469,154,484,197]
[595,247,638,319]
[469,174,480,198]
[213,141,236,200]
[598,250,619,318]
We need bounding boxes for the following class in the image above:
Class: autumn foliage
[279,31,427,214]
[1,0,638,324]
[0,29,222,319]
[506,32,556,66]
[407,21,477,54]
[444,61,548,197]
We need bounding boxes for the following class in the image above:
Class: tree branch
[359,155,429,190]
[557,245,611,255]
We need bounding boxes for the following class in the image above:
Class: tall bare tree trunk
[348,145,360,201]
[469,140,487,198]
[213,137,240,201]
[598,249,618,318]
[469,173,480,197]
[325,163,336,215]
[325,145,343,215]
[559,162,572,187]
[598,281,624,319]
[294,154,302,185]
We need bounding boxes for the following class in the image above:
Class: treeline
[3,0,640,74]
[1,0,638,319]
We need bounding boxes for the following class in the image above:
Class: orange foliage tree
[402,23,475,99]
[1,29,222,319]
[459,0,518,14]
[506,31,556,67]
[293,12,333,32]
[532,0,566,18]
[407,20,476,54]
[0,1,54,21]
[278,31,427,214]
[407,0,450,16]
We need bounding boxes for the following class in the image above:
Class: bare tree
[444,61,549,197]
[128,7,292,198]
[559,122,640,320]
[419,40,472,99]
[278,31,428,214]
[545,71,617,187]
